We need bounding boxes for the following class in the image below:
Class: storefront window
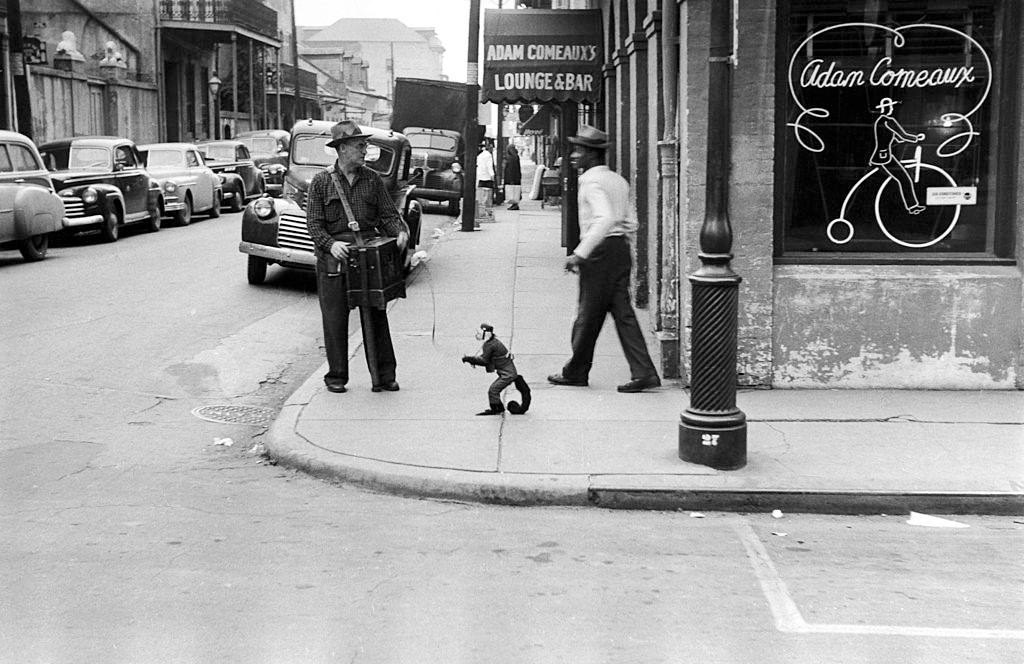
[776,0,1013,259]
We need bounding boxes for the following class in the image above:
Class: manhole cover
[191,404,275,426]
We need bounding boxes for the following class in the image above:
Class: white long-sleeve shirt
[572,164,637,259]
[476,149,495,183]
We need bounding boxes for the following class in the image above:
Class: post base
[679,410,747,470]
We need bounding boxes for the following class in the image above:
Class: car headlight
[267,164,285,174]
[218,174,227,183]
[82,187,98,204]
[451,162,462,174]
[253,197,275,219]
[163,181,178,193]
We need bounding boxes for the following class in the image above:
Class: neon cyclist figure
[869,97,927,214]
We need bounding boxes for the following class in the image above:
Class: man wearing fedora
[306,120,409,393]
[547,125,661,393]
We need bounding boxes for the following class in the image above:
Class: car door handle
[14,178,25,183]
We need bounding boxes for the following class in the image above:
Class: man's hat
[326,120,370,147]
[479,322,494,333]
[568,124,610,149]
[874,97,899,113]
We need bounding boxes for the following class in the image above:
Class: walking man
[306,120,409,393]
[547,125,661,393]
[475,141,495,222]
[503,144,522,211]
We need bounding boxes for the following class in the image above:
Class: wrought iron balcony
[159,0,279,42]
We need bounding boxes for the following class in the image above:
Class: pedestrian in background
[503,144,522,211]
[475,141,495,222]
[306,120,409,394]
[547,125,661,393]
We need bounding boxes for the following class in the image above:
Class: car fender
[61,182,125,216]
[241,195,302,246]
[2,184,64,240]
[219,172,245,192]
[395,185,422,248]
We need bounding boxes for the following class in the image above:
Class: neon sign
[787,23,992,249]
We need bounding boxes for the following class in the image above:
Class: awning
[482,9,603,105]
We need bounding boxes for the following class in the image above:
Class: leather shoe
[325,383,347,393]
[372,381,400,392]
[617,376,661,393]
[547,373,588,387]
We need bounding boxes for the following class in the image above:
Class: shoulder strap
[329,170,364,247]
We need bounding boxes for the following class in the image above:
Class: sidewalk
[265,199,1024,515]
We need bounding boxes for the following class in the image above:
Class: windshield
[199,145,235,161]
[144,149,184,168]
[58,146,110,170]
[290,134,394,175]
[407,133,457,152]
[240,137,279,154]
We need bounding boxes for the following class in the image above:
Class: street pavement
[264,198,1024,515]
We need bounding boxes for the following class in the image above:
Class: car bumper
[238,241,316,268]
[414,188,460,202]
[63,214,105,228]
[163,197,185,212]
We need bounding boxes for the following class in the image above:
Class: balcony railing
[160,0,279,42]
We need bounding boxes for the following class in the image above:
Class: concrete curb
[264,376,1024,514]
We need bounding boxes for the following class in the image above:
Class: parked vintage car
[38,136,162,242]
[195,140,266,212]
[139,142,223,225]
[405,127,463,216]
[235,129,289,197]
[0,130,65,261]
[239,119,422,285]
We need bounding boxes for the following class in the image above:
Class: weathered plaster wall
[773,266,1021,388]
[679,0,774,387]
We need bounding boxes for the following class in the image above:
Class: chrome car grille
[61,197,86,217]
[278,213,314,252]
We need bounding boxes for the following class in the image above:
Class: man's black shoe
[617,376,661,393]
[372,381,400,392]
[547,373,588,387]
[476,406,504,416]
[508,204,519,210]
[325,384,347,393]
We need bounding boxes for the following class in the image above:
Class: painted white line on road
[735,521,1024,640]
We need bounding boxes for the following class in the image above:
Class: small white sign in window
[926,186,977,205]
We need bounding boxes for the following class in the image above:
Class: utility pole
[7,0,34,138]
[678,0,747,470]
[290,0,301,123]
[461,0,481,232]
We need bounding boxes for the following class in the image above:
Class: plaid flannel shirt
[305,162,407,256]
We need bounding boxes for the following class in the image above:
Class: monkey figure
[461,322,531,416]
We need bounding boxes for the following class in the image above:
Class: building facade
[595,0,1022,389]
[3,0,329,144]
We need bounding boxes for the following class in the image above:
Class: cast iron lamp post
[678,0,747,470]
[208,73,222,139]
[206,73,221,138]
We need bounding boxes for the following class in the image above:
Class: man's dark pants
[561,236,658,382]
[316,260,397,388]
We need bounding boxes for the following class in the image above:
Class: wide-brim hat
[874,97,899,113]
[326,120,371,147]
[568,124,610,149]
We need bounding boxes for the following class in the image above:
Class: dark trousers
[561,236,658,382]
[316,260,397,387]
[488,366,518,406]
